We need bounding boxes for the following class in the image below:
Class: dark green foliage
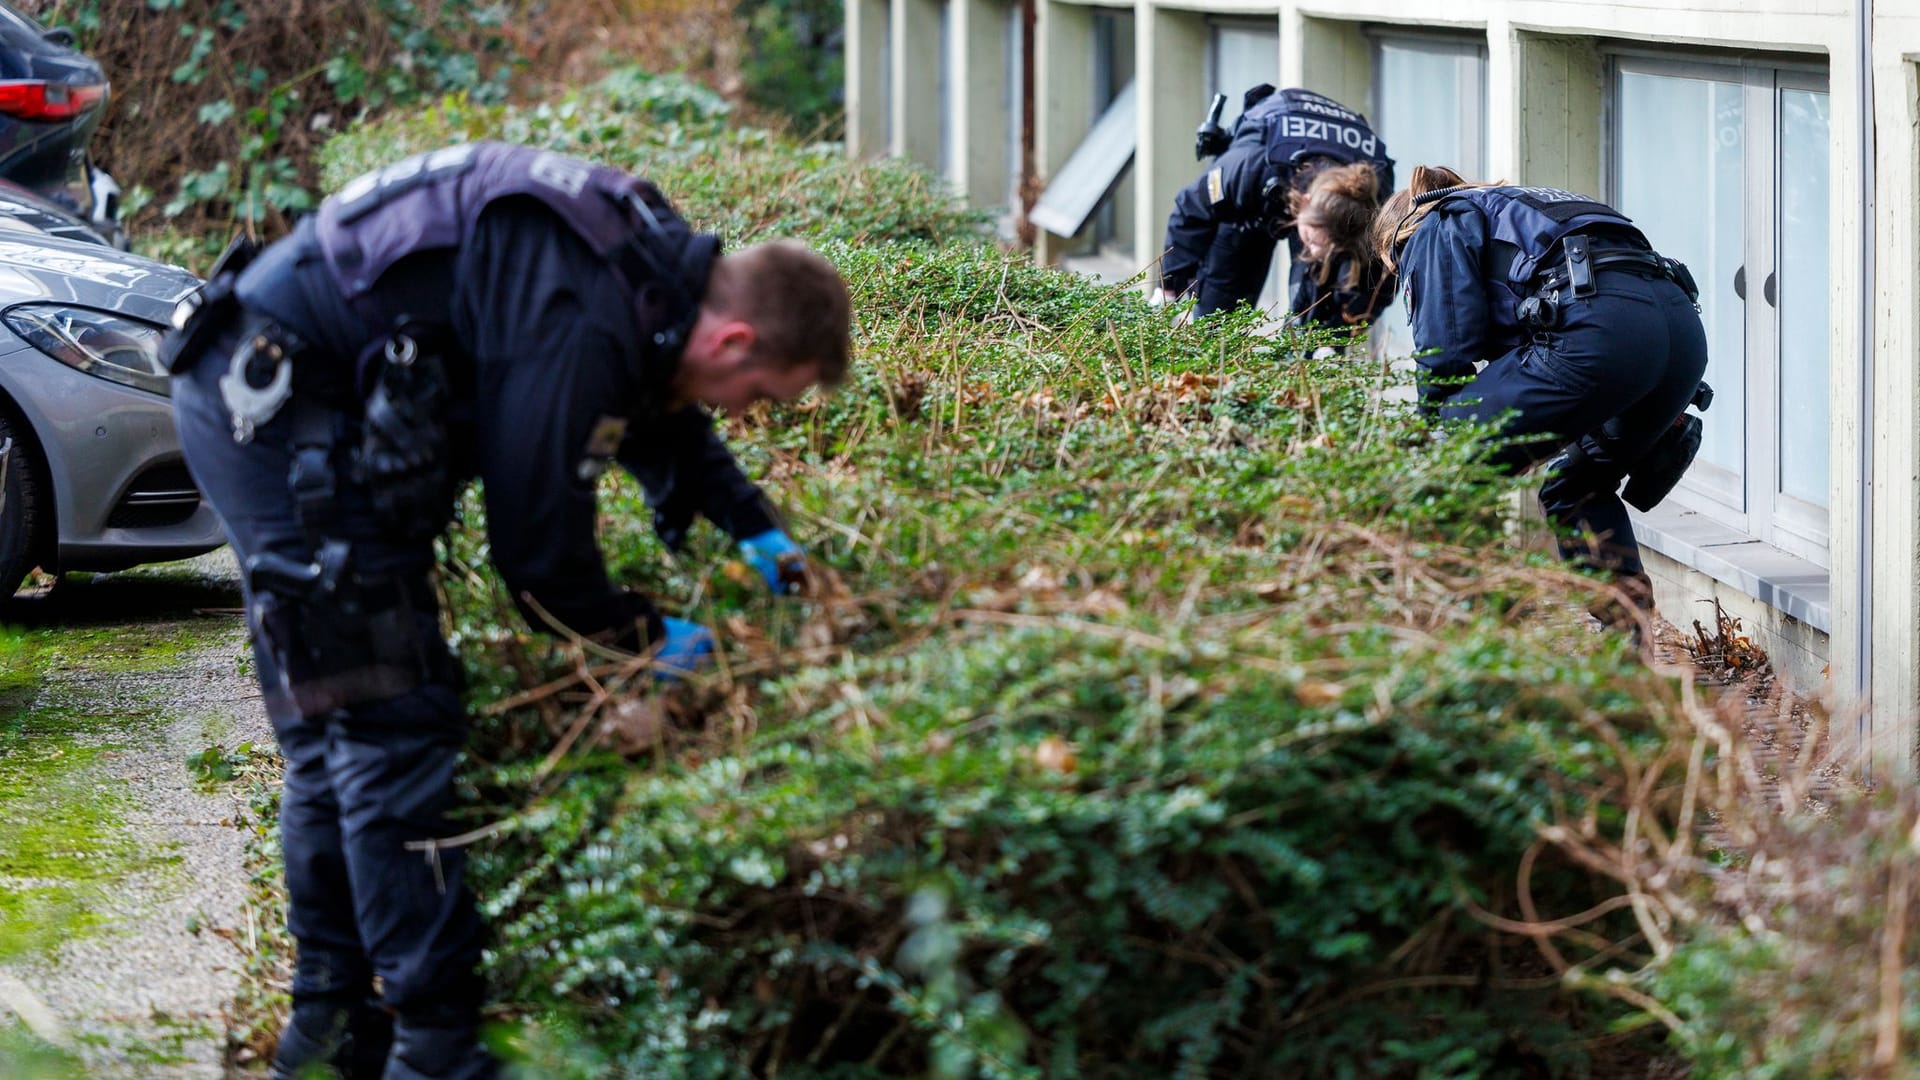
[736,0,845,136]
[319,70,987,248]
[33,0,515,231]
[306,83,1695,1076]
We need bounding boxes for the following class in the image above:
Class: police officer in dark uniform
[1374,164,1710,622]
[162,142,853,1078]
[1161,85,1395,321]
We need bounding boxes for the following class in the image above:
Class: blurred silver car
[0,228,224,598]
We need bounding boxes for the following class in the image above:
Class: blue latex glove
[652,616,715,681]
[738,529,807,594]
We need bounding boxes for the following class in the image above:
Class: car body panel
[0,236,224,574]
[0,1,106,224]
[0,177,105,244]
[0,343,222,569]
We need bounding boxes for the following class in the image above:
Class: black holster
[248,545,455,715]
[159,234,262,376]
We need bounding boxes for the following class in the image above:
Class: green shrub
[318,70,988,248]
[410,232,1688,1076]
[1644,768,1920,1078]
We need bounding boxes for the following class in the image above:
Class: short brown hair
[703,240,853,387]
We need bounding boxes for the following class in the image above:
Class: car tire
[0,411,45,600]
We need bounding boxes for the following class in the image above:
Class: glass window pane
[1376,41,1473,178]
[1614,69,1746,481]
[1211,24,1278,127]
[1029,80,1136,237]
[1776,87,1830,506]
[1373,38,1486,355]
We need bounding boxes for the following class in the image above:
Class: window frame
[1365,26,1489,180]
[1604,49,1832,567]
[1206,16,1282,308]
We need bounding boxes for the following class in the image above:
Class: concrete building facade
[845,0,1920,770]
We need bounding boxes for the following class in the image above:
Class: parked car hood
[0,232,197,325]
[0,177,106,244]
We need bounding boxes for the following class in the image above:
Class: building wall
[847,0,1920,773]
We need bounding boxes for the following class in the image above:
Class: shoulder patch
[1206,168,1225,205]
[531,152,593,197]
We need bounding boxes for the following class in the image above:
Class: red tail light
[0,80,105,122]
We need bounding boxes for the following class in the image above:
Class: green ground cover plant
[219,72,1920,1080]
[315,85,1710,1077]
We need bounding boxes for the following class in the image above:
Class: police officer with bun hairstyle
[163,142,852,1078]
[1288,161,1396,333]
[1374,164,1711,628]
[1161,85,1395,322]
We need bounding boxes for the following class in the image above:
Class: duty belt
[1519,234,1698,329]
[1533,235,1670,298]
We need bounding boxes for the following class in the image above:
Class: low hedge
[289,78,1729,1077]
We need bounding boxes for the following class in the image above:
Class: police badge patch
[1207,168,1225,205]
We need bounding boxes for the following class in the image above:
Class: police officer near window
[1374,164,1711,628]
[1160,85,1395,323]
[163,142,853,1078]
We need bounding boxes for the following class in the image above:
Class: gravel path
[0,556,266,1076]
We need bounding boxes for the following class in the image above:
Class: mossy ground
[0,560,253,1074]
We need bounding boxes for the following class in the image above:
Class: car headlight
[4,304,169,397]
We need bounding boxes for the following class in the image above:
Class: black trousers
[1438,270,1710,578]
[172,325,496,1079]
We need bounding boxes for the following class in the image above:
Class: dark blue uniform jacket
[236,198,775,641]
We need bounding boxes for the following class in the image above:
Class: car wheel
[0,411,45,599]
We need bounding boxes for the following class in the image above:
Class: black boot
[271,996,395,1079]
[1588,570,1655,649]
[382,1013,500,1080]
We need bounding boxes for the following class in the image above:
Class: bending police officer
[1288,162,1396,334]
[164,142,853,1078]
[1161,85,1395,322]
[1374,165,1710,627]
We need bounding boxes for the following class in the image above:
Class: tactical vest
[313,141,718,355]
[1437,186,1641,285]
[1237,88,1393,187]
[1434,186,1645,328]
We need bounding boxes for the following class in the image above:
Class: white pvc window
[1090,10,1135,252]
[1028,80,1134,237]
[1610,55,1830,564]
[1371,30,1488,354]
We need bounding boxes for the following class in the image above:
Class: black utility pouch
[357,334,457,542]
[1622,413,1704,512]
[1662,257,1701,304]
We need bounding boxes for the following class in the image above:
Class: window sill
[1630,502,1830,634]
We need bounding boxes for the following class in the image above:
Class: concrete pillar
[950,0,1013,207]
[846,0,891,158]
[1034,0,1095,265]
[1137,3,1206,284]
[1289,15,1370,114]
[891,0,944,167]
[1513,32,1603,192]
[1869,55,1920,768]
